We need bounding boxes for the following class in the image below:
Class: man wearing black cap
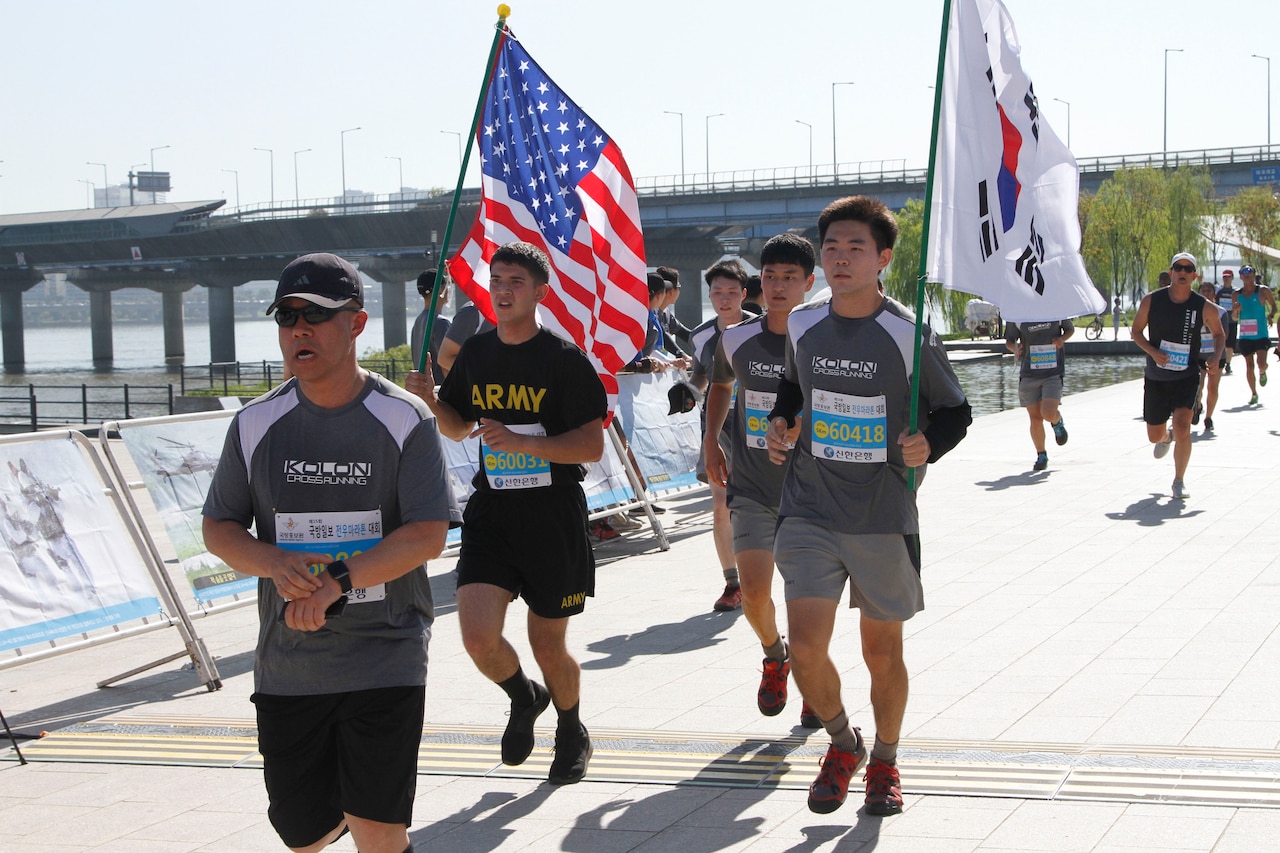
[410,269,452,385]
[1131,252,1224,499]
[1215,269,1237,374]
[203,252,462,853]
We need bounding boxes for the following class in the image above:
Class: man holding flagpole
[766,197,971,816]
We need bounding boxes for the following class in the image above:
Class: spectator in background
[656,266,695,356]
[410,270,452,385]
[743,274,764,315]
[436,289,495,378]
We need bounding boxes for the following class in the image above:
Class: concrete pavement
[3,369,1280,851]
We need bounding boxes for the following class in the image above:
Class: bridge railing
[179,359,413,396]
[189,144,1279,226]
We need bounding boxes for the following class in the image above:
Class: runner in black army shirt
[407,241,606,786]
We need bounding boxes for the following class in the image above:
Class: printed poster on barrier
[0,438,162,652]
[613,372,701,492]
[118,416,257,603]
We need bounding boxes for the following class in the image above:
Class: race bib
[743,388,776,450]
[1218,296,1234,311]
[1200,329,1216,350]
[1159,340,1191,371]
[811,390,887,464]
[482,423,551,490]
[274,509,386,604]
[1240,318,1259,337]
[1028,344,1058,370]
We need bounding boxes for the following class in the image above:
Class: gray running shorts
[1018,375,1063,407]
[774,517,923,621]
[729,494,779,554]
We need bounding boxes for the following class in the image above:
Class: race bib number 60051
[811,390,887,464]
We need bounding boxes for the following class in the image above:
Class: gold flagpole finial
[497,4,511,19]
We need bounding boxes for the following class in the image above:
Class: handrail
[195,143,1280,225]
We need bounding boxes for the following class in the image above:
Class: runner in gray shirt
[203,253,460,853]
[766,197,971,817]
[705,233,818,730]
[1005,319,1073,471]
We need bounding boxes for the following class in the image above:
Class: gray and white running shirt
[711,314,787,508]
[777,297,966,534]
[203,373,461,696]
[1005,319,1073,379]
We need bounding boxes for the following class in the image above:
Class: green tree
[1228,185,1280,280]
[887,197,970,334]
[1162,165,1212,263]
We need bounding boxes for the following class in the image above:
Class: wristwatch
[327,560,353,594]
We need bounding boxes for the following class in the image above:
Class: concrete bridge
[1,144,1275,369]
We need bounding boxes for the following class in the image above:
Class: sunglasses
[273,304,359,327]
[1240,268,1256,275]
[1171,263,1196,273]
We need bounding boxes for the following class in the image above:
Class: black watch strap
[328,560,353,594]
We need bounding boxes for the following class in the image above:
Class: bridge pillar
[207,286,237,363]
[380,279,408,352]
[162,290,185,362]
[1,289,25,367]
[90,291,113,363]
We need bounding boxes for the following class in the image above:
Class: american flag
[449,28,648,412]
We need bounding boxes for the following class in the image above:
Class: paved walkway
[3,370,1280,851]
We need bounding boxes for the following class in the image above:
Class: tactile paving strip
[8,716,1280,807]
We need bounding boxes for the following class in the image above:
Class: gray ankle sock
[821,709,861,753]
[871,737,898,764]
[763,637,787,662]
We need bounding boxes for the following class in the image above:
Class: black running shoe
[501,681,550,765]
[548,725,593,785]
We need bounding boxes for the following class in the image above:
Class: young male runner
[689,260,751,612]
[203,253,461,853]
[406,241,606,785]
[766,197,971,816]
[1196,280,1229,433]
[1005,319,1073,471]
[1232,264,1274,405]
[703,233,819,730]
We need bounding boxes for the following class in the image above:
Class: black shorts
[1225,322,1238,349]
[252,685,425,849]
[1238,337,1272,356]
[1143,374,1200,425]
[457,486,596,618]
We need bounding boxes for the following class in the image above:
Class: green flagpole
[418,4,512,374]
[907,0,953,491]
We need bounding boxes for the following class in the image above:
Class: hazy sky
[2,0,1276,216]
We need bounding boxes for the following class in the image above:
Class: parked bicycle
[1084,315,1104,340]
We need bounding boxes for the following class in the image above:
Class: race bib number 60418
[811,390,887,464]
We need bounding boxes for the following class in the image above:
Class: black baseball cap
[267,253,364,315]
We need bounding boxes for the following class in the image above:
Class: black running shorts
[252,686,425,848]
[457,486,596,618]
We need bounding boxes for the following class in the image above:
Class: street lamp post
[87,162,107,207]
[221,169,240,208]
[128,163,145,206]
[1253,54,1272,148]
[1052,97,1071,149]
[149,144,169,203]
[663,110,685,189]
[340,126,362,206]
[795,120,813,175]
[831,81,855,176]
[704,113,725,178]
[77,179,95,209]
[1163,48,1183,164]
[293,149,311,204]
[440,131,462,173]
[254,147,274,207]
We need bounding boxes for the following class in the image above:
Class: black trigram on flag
[977,180,1000,261]
[1015,217,1046,294]
[1023,83,1040,143]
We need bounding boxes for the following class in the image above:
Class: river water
[0,320,1145,418]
